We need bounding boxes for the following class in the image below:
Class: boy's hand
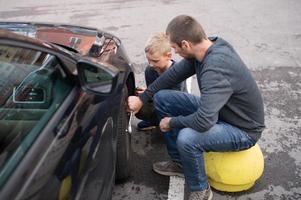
[127,96,143,113]
[135,87,146,95]
[160,117,171,132]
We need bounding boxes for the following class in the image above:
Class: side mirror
[77,60,118,95]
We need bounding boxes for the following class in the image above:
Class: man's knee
[153,90,171,106]
[176,128,199,151]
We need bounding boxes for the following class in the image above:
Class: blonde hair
[144,32,171,55]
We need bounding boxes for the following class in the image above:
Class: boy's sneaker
[153,160,184,178]
[137,120,156,131]
[188,185,213,200]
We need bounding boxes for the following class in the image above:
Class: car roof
[0,22,118,56]
[0,22,127,75]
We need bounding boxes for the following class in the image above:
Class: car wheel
[115,86,131,180]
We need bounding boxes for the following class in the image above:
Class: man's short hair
[144,32,171,55]
[166,15,207,47]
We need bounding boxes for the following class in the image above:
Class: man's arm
[139,59,195,103]
[170,69,233,132]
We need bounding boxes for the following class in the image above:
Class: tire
[115,86,131,180]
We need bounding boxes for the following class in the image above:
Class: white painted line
[168,176,185,200]
[186,76,192,94]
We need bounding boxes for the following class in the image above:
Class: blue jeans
[154,90,256,191]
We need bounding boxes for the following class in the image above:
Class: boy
[135,32,186,131]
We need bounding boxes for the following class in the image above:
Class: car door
[0,38,85,199]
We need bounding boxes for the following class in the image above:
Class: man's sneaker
[153,160,184,178]
[188,185,213,200]
[137,120,156,131]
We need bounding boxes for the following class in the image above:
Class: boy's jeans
[154,90,256,191]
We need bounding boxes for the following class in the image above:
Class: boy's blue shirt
[145,60,187,92]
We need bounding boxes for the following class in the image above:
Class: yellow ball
[204,144,264,192]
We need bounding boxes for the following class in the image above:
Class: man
[128,15,265,200]
[135,32,186,131]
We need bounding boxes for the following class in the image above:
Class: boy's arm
[139,59,195,103]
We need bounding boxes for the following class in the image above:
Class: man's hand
[127,96,143,113]
[160,117,171,132]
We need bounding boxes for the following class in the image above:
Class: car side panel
[0,87,79,199]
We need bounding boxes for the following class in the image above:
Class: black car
[0,22,136,200]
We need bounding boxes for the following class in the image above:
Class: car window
[0,44,73,186]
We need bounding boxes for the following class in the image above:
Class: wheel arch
[125,72,135,96]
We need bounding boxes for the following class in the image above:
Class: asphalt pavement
[1,0,301,199]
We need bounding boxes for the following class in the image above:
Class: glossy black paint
[0,23,135,200]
